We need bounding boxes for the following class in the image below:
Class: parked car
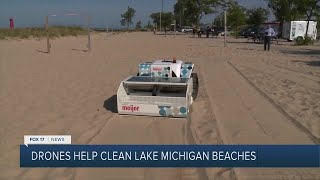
[212,27,232,36]
[239,27,250,37]
[243,27,259,38]
[212,27,224,36]
[180,26,193,33]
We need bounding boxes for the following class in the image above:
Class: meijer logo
[153,67,162,71]
[122,105,140,112]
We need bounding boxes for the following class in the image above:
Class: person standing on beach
[206,26,210,38]
[264,25,275,51]
[192,27,195,38]
[197,28,202,38]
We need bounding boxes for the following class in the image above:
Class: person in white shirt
[264,25,276,51]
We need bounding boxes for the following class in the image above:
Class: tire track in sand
[17,111,116,180]
[62,112,117,180]
[228,61,319,144]
[140,66,221,180]
[141,115,209,180]
[186,65,238,180]
[203,58,319,179]
[142,64,237,180]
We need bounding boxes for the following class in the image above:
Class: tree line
[120,0,319,34]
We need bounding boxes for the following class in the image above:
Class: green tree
[174,0,224,30]
[144,20,154,30]
[121,6,136,31]
[266,0,302,38]
[174,0,184,27]
[150,12,174,29]
[135,20,142,31]
[227,1,247,35]
[294,0,320,36]
[247,7,269,27]
[213,13,224,28]
[173,0,193,27]
[266,0,303,22]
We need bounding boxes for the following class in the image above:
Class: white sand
[0,32,319,180]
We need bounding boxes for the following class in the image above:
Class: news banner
[20,135,320,168]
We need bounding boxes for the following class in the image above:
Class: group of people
[153,25,277,51]
[192,26,214,38]
[191,25,276,51]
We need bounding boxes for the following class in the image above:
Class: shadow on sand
[187,36,219,39]
[71,48,88,52]
[36,50,49,54]
[103,95,118,113]
[291,60,320,67]
[227,41,253,44]
[304,61,320,67]
[282,49,320,56]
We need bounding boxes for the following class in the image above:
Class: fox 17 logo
[29,137,45,142]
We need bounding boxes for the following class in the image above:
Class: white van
[282,21,318,41]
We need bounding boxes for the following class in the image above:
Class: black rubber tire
[296,36,303,42]
[191,73,199,101]
[296,36,304,45]
[152,85,157,96]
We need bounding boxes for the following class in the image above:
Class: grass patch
[0,26,87,40]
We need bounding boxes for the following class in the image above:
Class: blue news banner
[20,145,320,168]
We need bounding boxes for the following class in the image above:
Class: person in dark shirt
[206,27,211,38]
[192,27,195,38]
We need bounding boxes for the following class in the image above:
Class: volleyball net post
[46,16,51,53]
[45,13,91,53]
[86,15,91,52]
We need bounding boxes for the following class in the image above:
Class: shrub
[295,35,315,46]
[0,26,87,40]
[230,31,239,37]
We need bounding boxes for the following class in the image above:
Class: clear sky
[0,0,269,28]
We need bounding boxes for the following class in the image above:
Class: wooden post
[179,2,182,29]
[224,11,227,47]
[174,20,176,38]
[46,16,50,53]
[87,15,91,52]
[106,21,109,33]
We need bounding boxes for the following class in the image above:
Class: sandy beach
[0,32,319,180]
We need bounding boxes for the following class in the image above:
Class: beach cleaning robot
[117,58,199,118]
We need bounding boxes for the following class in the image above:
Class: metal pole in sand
[160,0,163,32]
[45,16,50,53]
[224,11,227,47]
[87,15,91,52]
